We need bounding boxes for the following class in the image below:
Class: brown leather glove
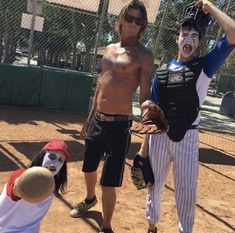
[131,105,169,134]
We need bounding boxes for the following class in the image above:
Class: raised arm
[196,0,235,45]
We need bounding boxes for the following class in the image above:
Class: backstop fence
[0,0,235,120]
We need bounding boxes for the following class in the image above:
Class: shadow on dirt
[1,138,142,172]
[59,195,103,231]
[199,148,235,166]
[0,106,86,125]
[11,141,85,161]
[0,145,24,171]
[165,184,235,232]
[0,140,86,172]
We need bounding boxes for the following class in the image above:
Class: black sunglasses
[124,13,144,26]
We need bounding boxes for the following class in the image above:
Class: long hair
[29,152,68,197]
[116,0,148,39]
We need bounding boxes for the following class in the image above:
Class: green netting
[0,64,13,104]
[40,67,93,112]
[11,66,42,106]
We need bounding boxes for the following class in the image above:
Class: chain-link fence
[0,0,235,119]
[1,0,234,71]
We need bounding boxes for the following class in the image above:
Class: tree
[0,0,26,63]
[33,0,110,72]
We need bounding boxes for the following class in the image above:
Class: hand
[140,100,155,115]
[131,105,169,134]
[196,0,213,14]
[80,122,89,139]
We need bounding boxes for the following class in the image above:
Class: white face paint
[42,150,66,176]
[178,28,200,60]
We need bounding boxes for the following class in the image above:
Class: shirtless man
[70,1,154,233]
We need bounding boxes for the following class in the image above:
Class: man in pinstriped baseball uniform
[136,1,235,233]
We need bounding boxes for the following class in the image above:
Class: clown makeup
[178,27,199,60]
[42,150,66,176]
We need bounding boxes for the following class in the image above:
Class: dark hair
[116,0,148,38]
[176,21,203,40]
[29,152,68,197]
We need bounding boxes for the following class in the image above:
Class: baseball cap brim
[41,140,71,159]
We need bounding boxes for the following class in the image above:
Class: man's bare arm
[86,79,100,124]
[137,134,150,158]
[80,78,100,138]
[139,49,154,114]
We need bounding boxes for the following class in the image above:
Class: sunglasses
[124,13,144,26]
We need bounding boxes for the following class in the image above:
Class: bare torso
[97,42,149,115]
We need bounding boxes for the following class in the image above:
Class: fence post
[91,0,109,75]
[27,0,37,66]
[153,0,170,58]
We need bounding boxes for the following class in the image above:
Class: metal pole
[153,0,170,57]
[27,0,36,66]
[91,0,109,75]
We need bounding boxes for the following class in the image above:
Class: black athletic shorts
[82,111,132,187]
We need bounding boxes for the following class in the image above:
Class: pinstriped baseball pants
[146,129,199,233]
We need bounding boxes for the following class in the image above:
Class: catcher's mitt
[131,154,154,190]
[131,105,169,134]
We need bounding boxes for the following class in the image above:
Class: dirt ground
[0,106,234,233]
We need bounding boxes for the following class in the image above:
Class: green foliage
[0,0,26,63]
[0,0,234,75]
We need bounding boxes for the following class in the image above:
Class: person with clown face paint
[0,139,71,233]
[135,1,235,233]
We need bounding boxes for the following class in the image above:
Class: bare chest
[102,47,140,74]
